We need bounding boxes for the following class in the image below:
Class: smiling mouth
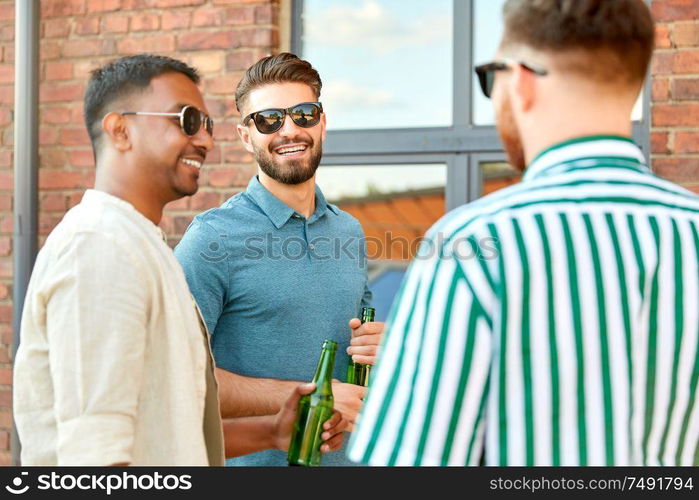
[180,158,203,169]
[274,144,308,156]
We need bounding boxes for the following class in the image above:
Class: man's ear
[101,112,131,152]
[237,123,255,153]
[511,63,536,113]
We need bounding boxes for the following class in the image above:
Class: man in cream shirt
[13,54,345,466]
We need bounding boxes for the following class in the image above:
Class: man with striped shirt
[348,0,699,466]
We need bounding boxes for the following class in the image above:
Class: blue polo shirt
[175,176,371,466]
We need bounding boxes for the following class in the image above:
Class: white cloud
[321,80,395,112]
[305,0,451,54]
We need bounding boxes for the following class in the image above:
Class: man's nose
[277,113,301,136]
[191,123,214,151]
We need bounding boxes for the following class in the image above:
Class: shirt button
[309,244,315,250]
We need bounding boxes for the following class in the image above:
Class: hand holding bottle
[274,383,347,454]
[331,380,366,431]
[347,317,386,366]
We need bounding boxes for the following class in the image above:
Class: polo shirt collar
[523,135,649,182]
[245,176,338,229]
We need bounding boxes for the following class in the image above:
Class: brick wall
[0,0,697,465]
[651,0,699,194]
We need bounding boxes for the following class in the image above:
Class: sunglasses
[243,102,323,134]
[474,60,548,98]
[121,105,214,136]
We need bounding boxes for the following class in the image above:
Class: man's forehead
[142,72,206,111]
[245,82,317,112]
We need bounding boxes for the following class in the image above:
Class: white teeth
[276,145,307,155]
[181,158,202,169]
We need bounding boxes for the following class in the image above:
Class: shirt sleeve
[45,231,149,465]
[347,233,495,466]
[174,218,229,335]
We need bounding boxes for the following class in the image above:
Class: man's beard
[495,92,526,172]
[254,141,323,185]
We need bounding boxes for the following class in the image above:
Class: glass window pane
[473,0,507,126]
[316,164,446,321]
[301,0,453,130]
[481,161,521,196]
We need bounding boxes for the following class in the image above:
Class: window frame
[291,0,651,211]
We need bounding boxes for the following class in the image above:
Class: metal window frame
[291,0,651,209]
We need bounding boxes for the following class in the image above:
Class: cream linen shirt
[13,189,225,465]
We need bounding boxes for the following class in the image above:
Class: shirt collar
[245,176,338,229]
[522,135,649,182]
[82,189,168,242]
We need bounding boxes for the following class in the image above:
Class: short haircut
[234,52,322,114]
[84,53,200,157]
[501,0,655,85]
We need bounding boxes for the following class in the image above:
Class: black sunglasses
[474,60,548,98]
[121,105,214,137]
[243,102,323,134]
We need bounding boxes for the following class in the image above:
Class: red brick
[651,132,670,154]
[652,77,670,101]
[675,132,699,154]
[0,25,14,42]
[0,87,11,106]
[0,4,13,21]
[173,215,194,235]
[0,325,12,345]
[40,83,83,103]
[154,0,205,6]
[41,0,86,18]
[69,150,95,168]
[0,65,11,85]
[0,306,10,325]
[68,192,83,208]
[161,11,190,30]
[40,41,62,60]
[204,75,240,95]
[87,0,122,13]
[44,19,71,38]
[0,284,8,301]
[226,50,258,71]
[75,16,100,36]
[652,1,699,22]
[39,128,58,146]
[158,214,174,234]
[0,172,10,191]
[0,369,10,386]
[131,13,160,31]
[40,149,68,168]
[40,193,67,212]
[651,51,674,75]
[0,195,11,211]
[223,148,253,164]
[102,15,129,33]
[255,4,275,25]
[193,8,223,27]
[45,61,73,81]
[655,24,672,49]
[0,431,8,451]
[673,50,699,73]
[0,392,9,408]
[40,215,63,235]
[673,78,699,101]
[207,165,255,187]
[652,104,699,126]
[189,52,223,73]
[0,151,11,169]
[62,39,107,58]
[0,237,10,257]
[213,0,263,4]
[654,158,699,183]
[42,106,72,124]
[118,35,176,55]
[39,170,86,190]
[224,6,255,26]
[177,31,238,51]
[165,197,189,211]
[74,60,101,80]
[204,145,222,163]
[673,23,699,47]
[58,127,90,146]
[190,190,221,210]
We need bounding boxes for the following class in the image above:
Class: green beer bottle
[287,339,337,467]
[346,307,375,386]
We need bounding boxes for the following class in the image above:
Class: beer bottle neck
[312,346,336,390]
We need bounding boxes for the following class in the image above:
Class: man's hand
[331,379,366,431]
[273,383,347,453]
[347,318,385,365]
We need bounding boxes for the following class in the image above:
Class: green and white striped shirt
[348,136,699,466]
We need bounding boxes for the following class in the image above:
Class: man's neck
[94,167,165,225]
[258,171,316,219]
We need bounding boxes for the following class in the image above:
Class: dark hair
[234,52,322,114]
[84,53,200,156]
[502,0,655,85]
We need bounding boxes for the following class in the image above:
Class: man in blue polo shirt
[175,53,385,466]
